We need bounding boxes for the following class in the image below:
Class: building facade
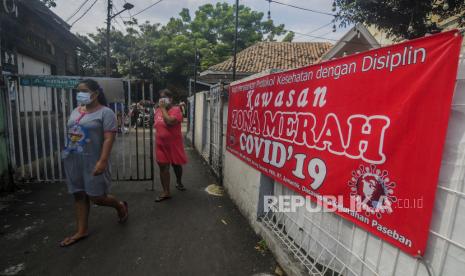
[0,0,84,191]
[0,0,84,76]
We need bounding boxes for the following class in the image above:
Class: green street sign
[20,76,81,89]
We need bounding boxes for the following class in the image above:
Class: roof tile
[208,41,333,73]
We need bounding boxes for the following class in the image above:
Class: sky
[52,0,352,43]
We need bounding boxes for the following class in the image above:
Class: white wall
[194,92,206,153]
[17,54,52,112]
[224,150,262,223]
[186,95,194,143]
[17,54,52,75]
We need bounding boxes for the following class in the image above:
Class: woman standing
[154,89,188,202]
[60,79,128,247]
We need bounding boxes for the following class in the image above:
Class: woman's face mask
[159,97,171,105]
[76,91,93,105]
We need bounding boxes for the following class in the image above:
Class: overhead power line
[290,29,386,47]
[66,0,91,22]
[113,3,129,24]
[132,0,164,17]
[308,31,333,42]
[70,0,99,27]
[306,22,333,35]
[291,30,346,42]
[114,18,126,30]
[112,6,126,30]
[293,22,333,40]
[268,0,335,17]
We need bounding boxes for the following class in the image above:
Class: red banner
[226,30,462,256]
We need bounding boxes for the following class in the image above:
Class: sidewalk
[0,147,277,275]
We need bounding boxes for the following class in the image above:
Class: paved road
[0,146,277,275]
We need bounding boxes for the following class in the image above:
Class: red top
[153,106,187,164]
[154,106,183,144]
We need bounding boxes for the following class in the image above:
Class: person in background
[153,89,188,202]
[129,103,139,129]
[60,79,128,247]
[178,101,187,117]
[108,103,122,133]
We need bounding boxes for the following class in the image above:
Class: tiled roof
[208,42,333,73]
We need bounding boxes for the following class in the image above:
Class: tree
[79,2,289,96]
[282,31,295,42]
[334,0,465,39]
[41,0,56,8]
[76,34,102,76]
[150,3,287,92]
[155,3,287,71]
[76,28,126,77]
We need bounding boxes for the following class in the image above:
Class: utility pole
[232,0,239,81]
[106,0,112,77]
[105,1,134,77]
[192,43,198,147]
[194,48,198,96]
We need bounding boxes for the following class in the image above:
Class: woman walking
[60,79,128,247]
[154,89,188,202]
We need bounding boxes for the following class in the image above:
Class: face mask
[76,92,93,105]
[159,97,171,105]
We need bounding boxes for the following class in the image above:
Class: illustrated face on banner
[359,174,384,205]
[349,164,397,218]
[226,30,463,256]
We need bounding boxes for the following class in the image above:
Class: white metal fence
[111,79,155,182]
[4,75,155,183]
[260,46,465,276]
[196,84,226,180]
[5,76,76,182]
[208,83,225,179]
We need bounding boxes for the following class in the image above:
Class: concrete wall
[222,87,308,276]
[1,1,79,76]
[17,54,53,112]
[186,96,194,144]
[194,91,207,153]
[221,70,277,223]
[224,151,262,223]
[17,54,52,75]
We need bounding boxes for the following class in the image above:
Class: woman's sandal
[118,201,129,224]
[60,234,89,247]
[154,196,171,202]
